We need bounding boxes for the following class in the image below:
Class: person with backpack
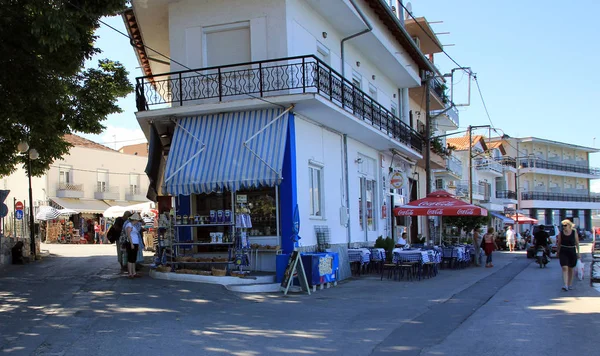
[109,211,132,271]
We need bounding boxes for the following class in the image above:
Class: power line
[66,1,286,110]
[50,165,142,176]
[398,2,469,74]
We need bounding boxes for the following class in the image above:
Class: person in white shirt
[125,213,143,279]
[506,225,516,252]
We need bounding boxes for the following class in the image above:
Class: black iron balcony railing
[496,190,517,200]
[495,156,516,168]
[521,191,600,202]
[135,55,423,153]
[519,158,600,176]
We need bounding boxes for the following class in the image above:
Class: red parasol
[508,214,538,224]
[393,190,488,217]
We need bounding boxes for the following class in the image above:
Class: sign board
[15,201,24,211]
[280,251,311,295]
[236,195,247,204]
[15,210,23,220]
[389,171,405,190]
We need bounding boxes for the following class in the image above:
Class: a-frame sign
[280,251,310,295]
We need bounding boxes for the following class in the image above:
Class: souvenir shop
[149,108,296,277]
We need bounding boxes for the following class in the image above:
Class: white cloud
[79,126,147,151]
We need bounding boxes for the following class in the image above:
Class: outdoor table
[348,248,371,276]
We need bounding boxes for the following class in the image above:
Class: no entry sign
[15,201,24,211]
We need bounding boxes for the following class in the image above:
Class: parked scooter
[536,246,549,268]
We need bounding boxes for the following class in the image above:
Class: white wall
[169,0,287,71]
[294,115,346,247]
[286,0,401,115]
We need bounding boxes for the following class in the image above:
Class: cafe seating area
[347,244,479,282]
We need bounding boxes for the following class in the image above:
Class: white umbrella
[103,205,127,218]
[58,208,79,216]
[36,206,61,221]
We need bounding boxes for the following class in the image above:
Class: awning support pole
[164,118,208,184]
[243,105,294,176]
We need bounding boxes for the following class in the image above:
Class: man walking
[506,225,516,252]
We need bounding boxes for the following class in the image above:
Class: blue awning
[490,211,514,224]
[164,108,289,195]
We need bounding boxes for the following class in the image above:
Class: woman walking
[483,227,499,268]
[124,213,143,279]
[557,219,580,291]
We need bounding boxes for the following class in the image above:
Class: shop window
[309,165,323,217]
[238,187,278,237]
[359,178,377,231]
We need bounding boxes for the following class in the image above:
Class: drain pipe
[343,134,351,245]
[341,0,373,77]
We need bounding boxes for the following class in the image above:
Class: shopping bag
[576,259,584,281]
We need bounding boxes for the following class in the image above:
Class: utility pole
[468,125,473,204]
[425,75,432,196]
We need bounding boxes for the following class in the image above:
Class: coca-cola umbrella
[393,190,489,217]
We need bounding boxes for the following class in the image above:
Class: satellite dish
[405,2,413,20]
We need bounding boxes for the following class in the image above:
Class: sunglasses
[562,224,569,227]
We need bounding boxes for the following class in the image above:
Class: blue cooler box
[301,252,339,286]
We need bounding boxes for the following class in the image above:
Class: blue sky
[83,0,600,191]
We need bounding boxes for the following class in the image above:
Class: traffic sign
[15,201,24,211]
[15,210,23,220]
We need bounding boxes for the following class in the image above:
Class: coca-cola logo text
[427,209,444,215]
[396,210,414,216]
[457,209,475,215]
[417,201,456,207]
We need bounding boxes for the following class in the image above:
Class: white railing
[57,183,83,191]
[475,158,503,174]
[446,155,463,177]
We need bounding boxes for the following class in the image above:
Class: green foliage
[444,211,490,234]
[374,236,395,262]
[0,0,133,177]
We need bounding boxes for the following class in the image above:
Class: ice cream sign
[389,171,405,189]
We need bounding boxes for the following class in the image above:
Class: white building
[124,0,439,274]
[491,136,600,231]
[1,134,150,237]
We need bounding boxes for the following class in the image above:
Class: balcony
[521,191,600,203]
[135,55,423,154]
[56,183,84,198]
[455,180,487,200]
[495,156,517,170]
[125,186,147,202]
[94,185,120,200]
[474,158,503,175]
[518,158,600,177]
[446,155,463,178]
[496,190,517,200]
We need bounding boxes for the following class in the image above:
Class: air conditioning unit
[447,181,456,188]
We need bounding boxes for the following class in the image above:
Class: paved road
[0,243,597,355]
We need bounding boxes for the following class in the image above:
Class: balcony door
[97,169,108,193]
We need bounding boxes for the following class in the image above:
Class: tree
[444,212,490,234]
[0,0,133,177]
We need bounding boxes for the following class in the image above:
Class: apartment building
[124,0,441,272]
[492,136,600,231]
[1,134,150,230]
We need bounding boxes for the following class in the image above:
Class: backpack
[107,217,124,244]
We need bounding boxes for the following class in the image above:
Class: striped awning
[164,108,289,195]
[490,211,514,224]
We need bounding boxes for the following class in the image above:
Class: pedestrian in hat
[124,212,143,278]
[117,211,133,270]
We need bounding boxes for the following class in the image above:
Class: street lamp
[17,141,38,260]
